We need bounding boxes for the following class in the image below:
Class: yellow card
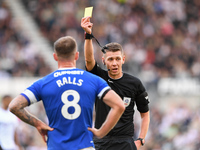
[84,7,93,18]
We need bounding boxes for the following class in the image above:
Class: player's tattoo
[10,96,38,127]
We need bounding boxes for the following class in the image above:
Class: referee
[81,17,150,150]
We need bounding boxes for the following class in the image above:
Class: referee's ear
[53,53,58,61]
[122,55,125,64]
[102,57,106,65]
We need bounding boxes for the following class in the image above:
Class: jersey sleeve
[96,76,111,100]
[20,79,42,105]
[86,62,104,76]
[135,80,150,113]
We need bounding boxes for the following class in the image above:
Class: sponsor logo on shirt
[54,70,84,77]
[108,79,113,83]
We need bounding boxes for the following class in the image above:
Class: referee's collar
[108,72,124,80]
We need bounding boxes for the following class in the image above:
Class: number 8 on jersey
[61,90,81,120]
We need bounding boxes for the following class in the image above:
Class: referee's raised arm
[81,17,96,71]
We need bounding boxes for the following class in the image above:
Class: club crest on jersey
[123,97,131,107]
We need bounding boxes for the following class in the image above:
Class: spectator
[0,95,22,150]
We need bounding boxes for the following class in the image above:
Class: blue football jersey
[21,68,110,150]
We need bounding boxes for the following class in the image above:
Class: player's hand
[81,17,93,34]
[88,127,104,139]
[134,140,142,150]
[36,122,54,143]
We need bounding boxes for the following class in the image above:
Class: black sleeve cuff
[100,89,111,100]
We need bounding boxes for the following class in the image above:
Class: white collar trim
[58,67,76,70]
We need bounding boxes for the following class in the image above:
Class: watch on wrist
[137,138,145,146]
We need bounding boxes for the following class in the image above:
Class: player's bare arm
[88,90,125,138]
[81,17,96,71]
[9,95,54,142]
[135,111,150,149]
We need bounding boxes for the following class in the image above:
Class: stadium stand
[0,0,54,78]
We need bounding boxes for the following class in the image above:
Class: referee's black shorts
[93,136,137,150]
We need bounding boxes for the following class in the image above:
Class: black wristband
[137,138,144,146]
[84,32,94,39]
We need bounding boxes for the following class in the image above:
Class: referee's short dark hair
[104,42,124,54]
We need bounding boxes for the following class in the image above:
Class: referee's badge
[123,97,131,107]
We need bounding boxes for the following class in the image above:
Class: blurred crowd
[1,0,200,149]
[21,0,200,83]
[0,2,52,77]
[1,0,200,80]
[136,102,200,150]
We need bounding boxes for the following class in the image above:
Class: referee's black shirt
[87,62,150,137]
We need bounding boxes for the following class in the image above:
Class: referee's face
[104,51,125,79]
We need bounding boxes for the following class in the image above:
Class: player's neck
[57,61,76,69]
